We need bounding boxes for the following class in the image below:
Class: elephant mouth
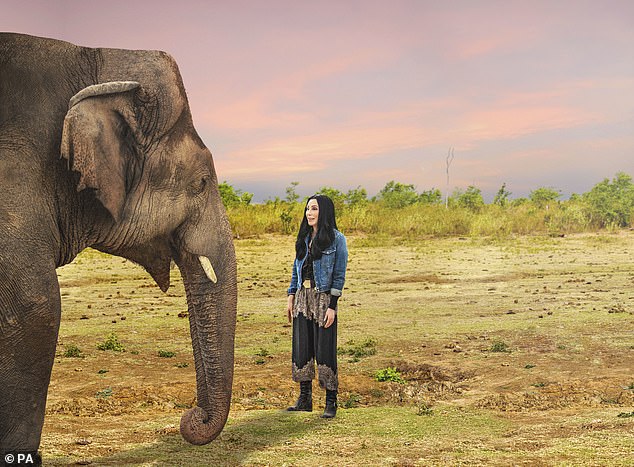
[127,233,219,293]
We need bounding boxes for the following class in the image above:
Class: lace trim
[292,359,315,382]
[317,364,338,391]
[293,287,331,326]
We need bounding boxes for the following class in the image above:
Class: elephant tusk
[198,256,218,283]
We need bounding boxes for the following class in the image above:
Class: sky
[2,0,633,202]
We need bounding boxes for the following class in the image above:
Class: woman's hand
[324,308,336,328]
[287,295,294,323]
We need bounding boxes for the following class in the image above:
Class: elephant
[0,33,237,460]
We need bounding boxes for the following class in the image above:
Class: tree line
[218,172,634,237]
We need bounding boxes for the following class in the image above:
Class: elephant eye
[192,175,208,195]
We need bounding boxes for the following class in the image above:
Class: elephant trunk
[177,243,237,445]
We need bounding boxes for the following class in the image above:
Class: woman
[286,194,348,418]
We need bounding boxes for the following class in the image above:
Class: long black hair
[295,194,337,260]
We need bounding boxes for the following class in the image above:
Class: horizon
[221,170,632,204]
[2,1,633,203]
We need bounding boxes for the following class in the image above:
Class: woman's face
[306,198,319,231]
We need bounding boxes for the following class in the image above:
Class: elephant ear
[61,81,142,222]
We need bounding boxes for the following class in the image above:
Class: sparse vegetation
[221,172,633,238]
[490,341,511,353]
[339,337,377,362]
[255,348,270,357]
[158,350,176,358]
[341,393,361,409]
[96,333,125,352]
[375,367,406,384]
[47,229,634,465]
[416,400,434,416]
[62,344,83,358]
[95,388,113,399]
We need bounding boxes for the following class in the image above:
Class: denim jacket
[287,229,348,297]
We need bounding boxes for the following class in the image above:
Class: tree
[445,147,455,208]
[582,172,634,227]
[345,186,368,206]
[530,187,561,209]
[316,186,345,212]
[493,183,511,207]
[456,185,484,212]
[378,181,419,208]
[218,181,252,208]
[419,188,443,204]
[285,181,300,204]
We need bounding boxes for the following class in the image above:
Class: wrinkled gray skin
[0,33,237,457]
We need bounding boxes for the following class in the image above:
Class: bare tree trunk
[445,147,454,209]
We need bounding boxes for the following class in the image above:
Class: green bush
[96,333,125,352]
[582,172,634,228]
[375,367,406,384]
[158,350,176,358]
[63,344,83,358]
[255,348,270,357]
[341,393,362,409]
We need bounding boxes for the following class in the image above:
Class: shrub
[375,367,406,384]
[583,172,634,228]
[255,348,270,357]
[377,181,419,208]
[219,181,253,208]
[490,341,510,353]
[417,401,434,416]
[96,333,125,352]
[341,393,361,409]
[63,344,83,358]
[530,187,561,209]
[456,186,485,212]
[158,350,176,358]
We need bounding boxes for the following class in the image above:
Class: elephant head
[59,59,237,445]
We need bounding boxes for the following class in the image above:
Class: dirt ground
[41,232,634,465]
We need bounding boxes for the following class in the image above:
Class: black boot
[321,389,337,418]
[287,381,312,412]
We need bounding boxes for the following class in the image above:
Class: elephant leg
[0,269,61,459]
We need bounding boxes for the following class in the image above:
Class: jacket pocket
[321,248,335,266]
[317,248,335,288]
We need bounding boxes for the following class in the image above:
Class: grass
[224,197,632,239]
[42,231,634,466]
[339,337,378,362]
